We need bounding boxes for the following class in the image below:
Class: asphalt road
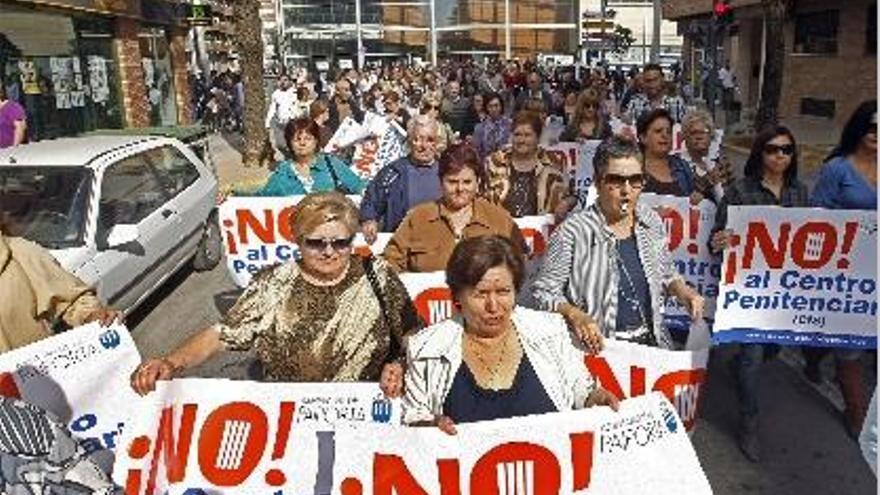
[128,259,877,495]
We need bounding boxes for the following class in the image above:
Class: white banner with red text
[113,384,712,495]
[639,194,720,332]
[0,322,143,454]
[713,206,878,349]
[218,196,396,287]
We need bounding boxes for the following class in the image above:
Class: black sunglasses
[302,236,355,251]
[763,143,795,156]
[603,173,645,189]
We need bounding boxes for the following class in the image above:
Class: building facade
[664,0,877,131]
[277,0,579,67]
[0,0,192,140]
[580,0,682,68]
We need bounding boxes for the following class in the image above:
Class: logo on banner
[99,329,121,350]
[371,397,393,424]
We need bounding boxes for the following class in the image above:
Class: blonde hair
[290,192,359,243]
[682,109,715,135]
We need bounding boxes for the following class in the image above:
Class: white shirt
[265,87,298,128]
[403,306,596,424]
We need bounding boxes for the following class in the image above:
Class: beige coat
[0,232,102,353]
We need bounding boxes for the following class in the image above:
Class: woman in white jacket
[403,235,618,434]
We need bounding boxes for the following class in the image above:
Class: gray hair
[593,136,643,179]
[681,109,715,135]
[407,113,439,138]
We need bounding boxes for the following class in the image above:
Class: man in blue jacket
[360,114,442,242]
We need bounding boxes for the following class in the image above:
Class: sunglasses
[424,105,441,111]
[603,173,645,189]
[302,236,354,251]
[763,143,795,156]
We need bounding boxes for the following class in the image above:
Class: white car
[0,135,221,315]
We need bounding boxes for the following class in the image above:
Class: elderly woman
[420,95,453,154]
[360,114,443,241]
[383,143,524,273]
[637,109,695,200]
[250,118,364,196]
[559,88,612,142]
[486,111,574,220]
[403,235,618,432]
[678,109,732,202]
[532,136,704,352]
[131,192,421,396]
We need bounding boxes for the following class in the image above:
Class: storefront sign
[713,206,878,349]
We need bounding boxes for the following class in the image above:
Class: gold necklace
[465,326,512,388]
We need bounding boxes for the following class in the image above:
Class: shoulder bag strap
[362,255,400,362]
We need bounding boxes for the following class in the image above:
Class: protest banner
[399,271,454,326]
[639,194,720,332]
[713,206,878,349]
[0,323,143,454]
[586,340,709,432]
[218,197,393,287]
[545,141,600,203]
[114,385,712,495]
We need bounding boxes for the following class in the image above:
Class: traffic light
[713,0,734,26]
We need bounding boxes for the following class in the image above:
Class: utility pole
[429,0,437,66]
[355,0,364,70]
[505,0,512,61]
[599,0,607,63]
[650,0,661,62]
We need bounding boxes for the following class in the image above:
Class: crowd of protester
[0,56,875,475]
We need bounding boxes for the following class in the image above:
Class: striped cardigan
[530,202,681,349]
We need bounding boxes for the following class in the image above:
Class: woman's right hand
[131,358,177,396]
[435,415,457,436]
[563,307,603,354]
[710,229,733,254]
[362,220,379,245]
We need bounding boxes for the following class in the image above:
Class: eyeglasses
[763,143,795,156]
[603,173,645,189]
[302,236,354,251]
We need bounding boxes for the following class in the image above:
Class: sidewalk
[207,132,270,190]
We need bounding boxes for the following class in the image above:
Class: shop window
[868,3,877,56]
[793,10,839,55]
[800,97,835,119]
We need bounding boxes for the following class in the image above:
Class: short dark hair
[593,135,643,179]
[446,235,526,298]
[484,92,504,112]
[745,125,799,183]
[643,63,664,75]
[636,108,673,139]
[438,143,485,186]
[512,110,544,137]
[284,117,321,148]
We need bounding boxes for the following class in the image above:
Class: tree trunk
[233,0,268,167]
[754,0,787,131]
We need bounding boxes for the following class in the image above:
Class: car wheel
[192,211,222,271]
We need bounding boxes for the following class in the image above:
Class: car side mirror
[106,224,139,248]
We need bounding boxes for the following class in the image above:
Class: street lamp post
[505,0,511,61]
[430,0,437,66]
[356,0,364,70]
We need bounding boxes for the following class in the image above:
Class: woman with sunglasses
[532,136,703,353]
[559,89,611,142]
[131,192,421,397]
[709,126,810,463]
[421,95,454,154]
[803,100,877,440]
[383,143,523,273]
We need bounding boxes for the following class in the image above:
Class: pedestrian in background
[0,79,27,149]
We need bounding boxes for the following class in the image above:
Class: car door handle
[161,209,174,219]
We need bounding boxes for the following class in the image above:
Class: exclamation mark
[723,234,741,285]
[687,208,700,255]
[836,222,858,269]
[569,432,595,490]
[264,402,296,487]
[223,219,238,255]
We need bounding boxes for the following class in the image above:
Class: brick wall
[780,0,877,129]
[169,27,192,126]
[114,17,150,127]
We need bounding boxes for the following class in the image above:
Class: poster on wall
[50,57,71,109]
[87,56,110,104]
[17,59,41,95]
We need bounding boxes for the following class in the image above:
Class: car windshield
[0,167,92,249]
